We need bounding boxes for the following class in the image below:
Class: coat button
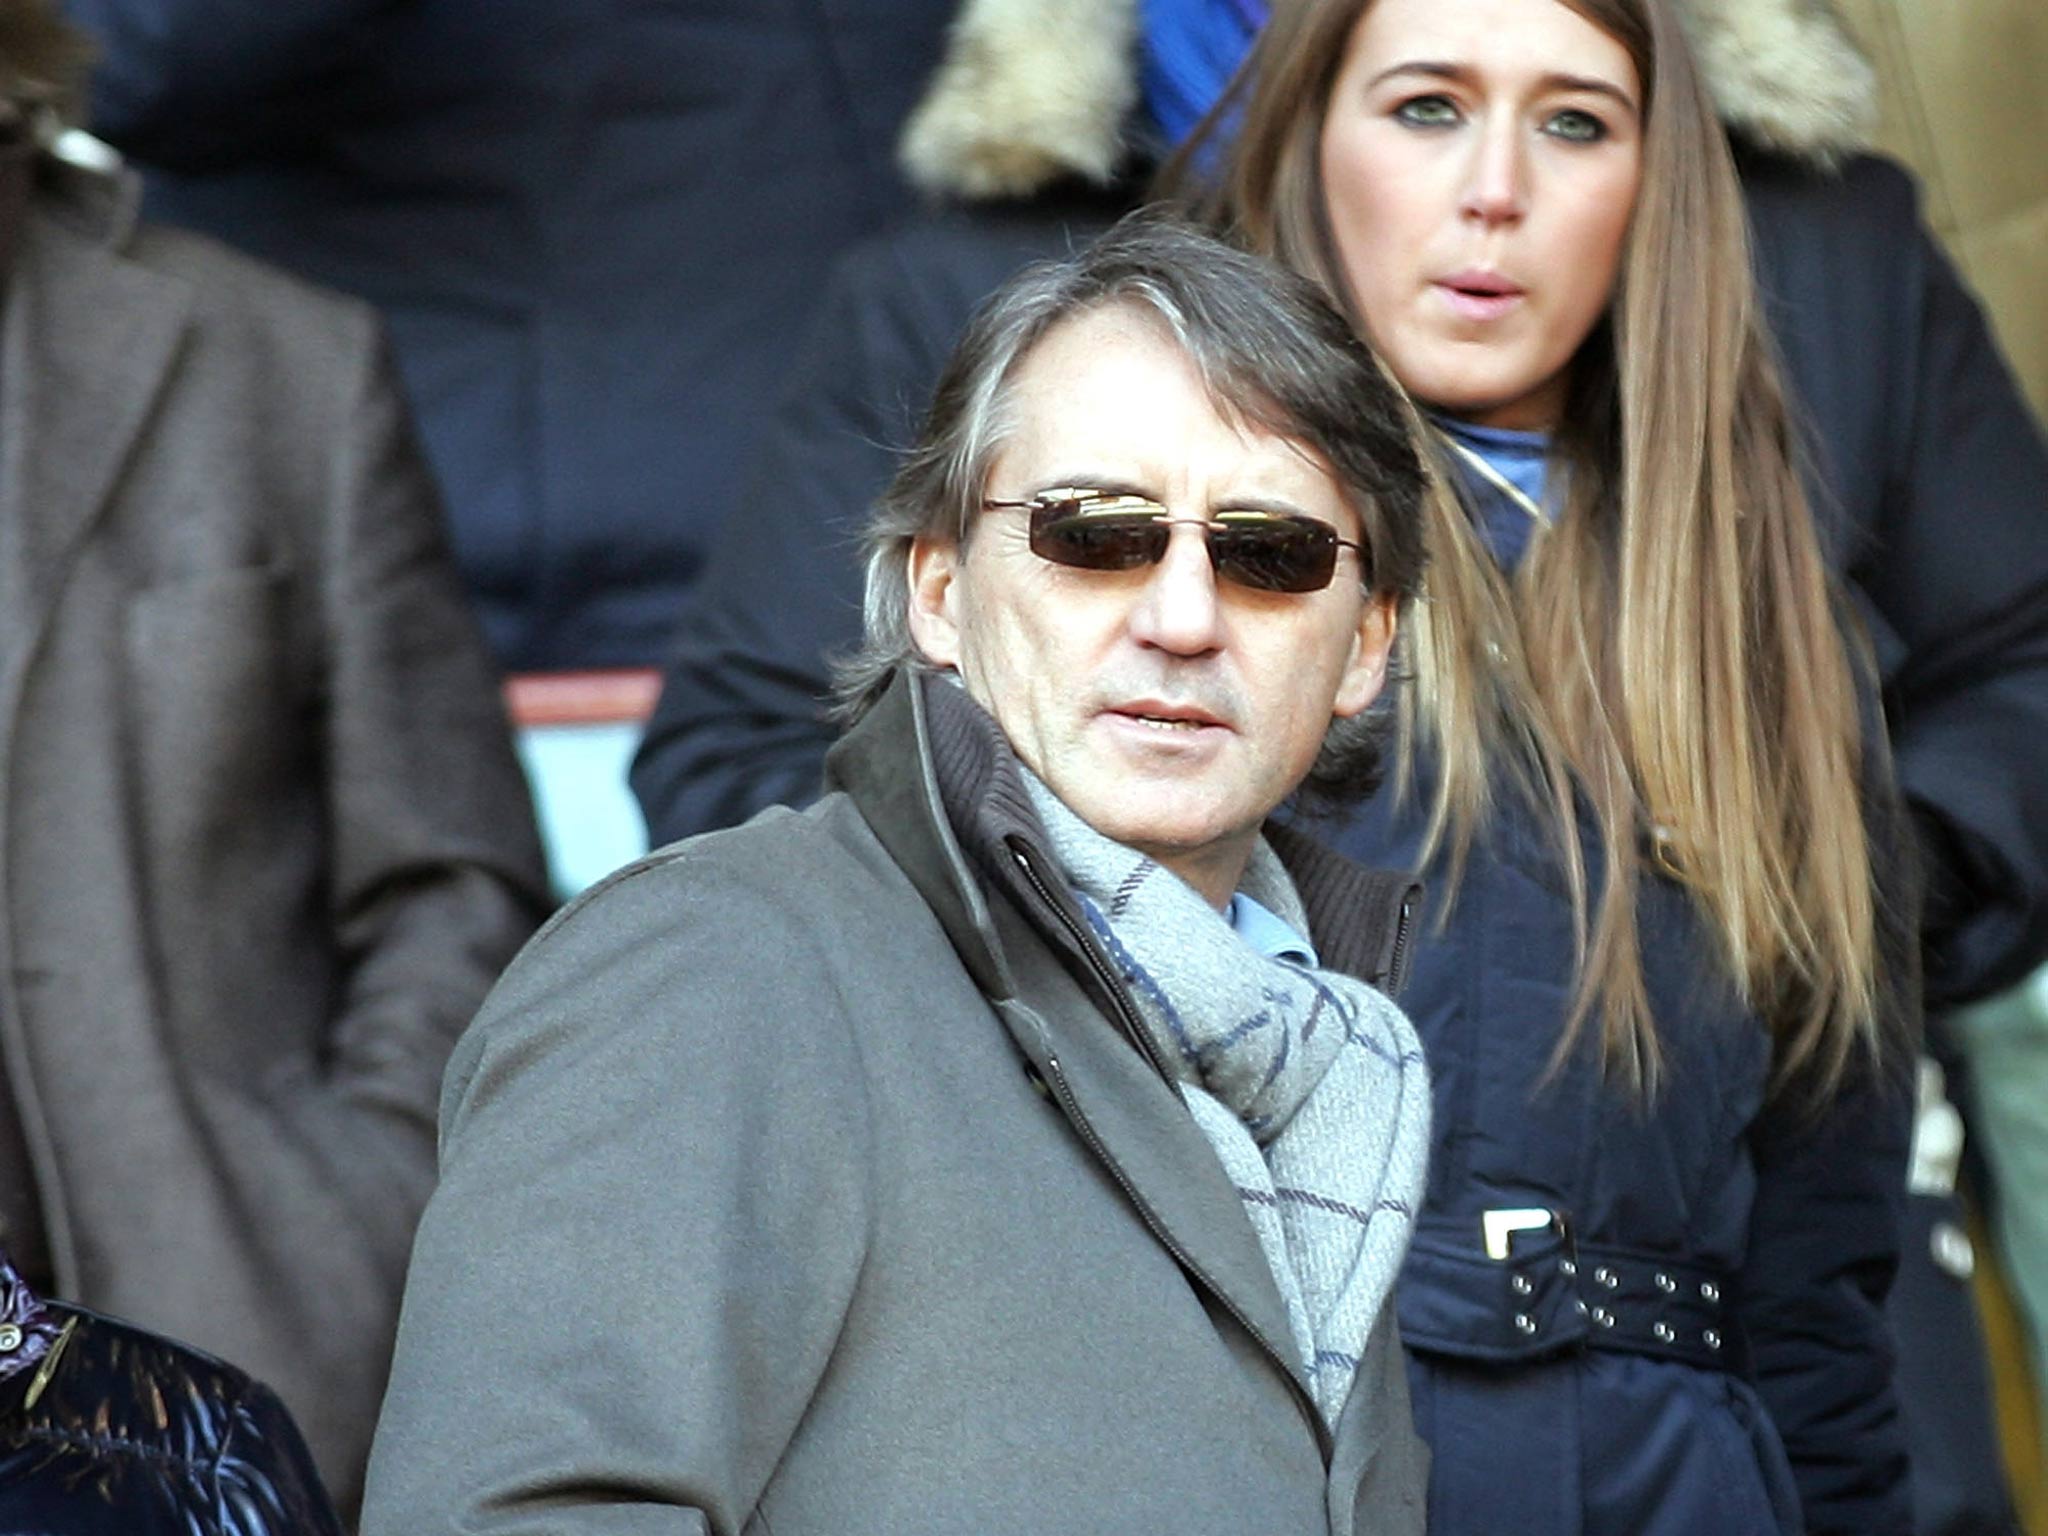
[1511,1274,1533,1296]
[1700,1281,1720,1303]
[0,1325,21,1352]
[1704,1328,1723,1350]
[1591,1306,1615,1328]
[1654,1272,1676,1293]
[1514,1313,1537,1334]
[1652,1321,1675,1342]
[1594,1266,1619,1289]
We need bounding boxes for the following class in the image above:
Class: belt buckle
[1481,1206,1572,1261]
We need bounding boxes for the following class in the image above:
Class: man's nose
[1128,522,1224,656]
[1460,118,1527,226]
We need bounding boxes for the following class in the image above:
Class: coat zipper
[1004,837,1333,1461]
[1006,840,1172,1085]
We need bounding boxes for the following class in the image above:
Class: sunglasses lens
[1029,504,1169,572]
[1208,515,1339,593]
[1019,498,1354,592]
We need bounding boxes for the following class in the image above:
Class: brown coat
[0,153,549,1516]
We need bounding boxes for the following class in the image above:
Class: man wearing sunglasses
[365,216,1433,1536]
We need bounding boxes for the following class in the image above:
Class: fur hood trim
[898,0,1142,200]
[1676,0,1877,163]
[901,0,1877,199]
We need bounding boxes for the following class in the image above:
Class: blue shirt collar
[1225,891,1319,967]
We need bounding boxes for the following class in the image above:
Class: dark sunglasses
[982,490,1368,594]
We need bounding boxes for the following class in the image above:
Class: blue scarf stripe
[1296,982,1327,1046]
[1245,1006,1293,1103]
[1193,1006,1284,1066]
[1270,1184,1377,1227]
[1239,1184,1410,1228]
[1109,859,1156,918]
[1292,968,1375,1051]
[1080,898,1205,1067]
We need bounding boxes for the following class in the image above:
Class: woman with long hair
[1163,0,1983,1529]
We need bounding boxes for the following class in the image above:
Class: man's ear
[906,535,964,667]
[1332,594,1397,718]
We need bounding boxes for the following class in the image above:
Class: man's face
[907,304,1397,905]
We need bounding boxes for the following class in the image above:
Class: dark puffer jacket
[0,1255,343,1536]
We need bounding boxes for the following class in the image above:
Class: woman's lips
[1433,276,1525,322]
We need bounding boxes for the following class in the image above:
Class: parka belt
[1396,1211,1748,1377]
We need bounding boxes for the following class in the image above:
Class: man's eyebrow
[1212,495,1319,521]
[1366,59,1640,116]
[1022,478,1318,521]
[1024,475,1159,502]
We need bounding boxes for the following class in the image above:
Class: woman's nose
[1460,119,1528,226]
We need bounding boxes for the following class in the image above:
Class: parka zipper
[1386,886,1417,997]
[1004,837,1334,1462]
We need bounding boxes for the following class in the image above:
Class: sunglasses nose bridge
[1127,520,1226,654]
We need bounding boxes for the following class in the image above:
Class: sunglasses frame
[980,489,1368,594]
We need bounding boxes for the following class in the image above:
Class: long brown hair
[1166,0,1884,1094]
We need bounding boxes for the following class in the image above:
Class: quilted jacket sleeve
[1746,152,2048,1007]
[1831,160,2048,1005]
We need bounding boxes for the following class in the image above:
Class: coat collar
[0,156,188,618]
[828,670,1319,1422]
[825,667,1418,1444]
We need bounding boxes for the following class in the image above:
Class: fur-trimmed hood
[900,0,1876,198]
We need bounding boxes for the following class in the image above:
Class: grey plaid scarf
[1022,773,1432,1428]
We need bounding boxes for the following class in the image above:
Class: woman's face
[1318,0,1644,430]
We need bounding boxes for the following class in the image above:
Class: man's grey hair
[834,210,1430,803]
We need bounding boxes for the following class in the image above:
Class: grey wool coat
[0,152,550,1514]
[364,671,1429,1535]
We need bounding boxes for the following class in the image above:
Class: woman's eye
[1393,95,1460,129]
[1545,108,1607,143]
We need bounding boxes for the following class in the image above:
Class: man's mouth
[1109,701,1228,733]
